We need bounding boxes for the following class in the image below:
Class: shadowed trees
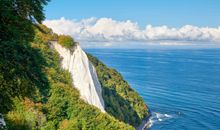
[0,0,50,112]
[0,0,50,42]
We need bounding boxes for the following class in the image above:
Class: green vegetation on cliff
[58,35,76,49]
[0,0,50,113]
[88,54,149,126]
[1,25,135,130]
[0,0,149,129]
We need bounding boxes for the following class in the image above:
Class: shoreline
[136,111,152,130]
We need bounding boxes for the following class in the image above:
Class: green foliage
[34,27,134,129]
[88,54,149,126]
[0,0,147,126]
[0,0,50,43]
[0,41,49,112]
[34,24,59,43]
[45,83,134,130]
[2,25,135,130]
[5,98,46,130]
[58,35,76,49]
[0,0,50,112]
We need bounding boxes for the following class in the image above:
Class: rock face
[0,113,6,129]
[52,42,105,112]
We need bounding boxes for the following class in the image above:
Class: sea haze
[85,48,220,130]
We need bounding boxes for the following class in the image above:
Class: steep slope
[1,25,149,130]
[1,25,134,130]
[88,54,149,126]
[51,42,105,112]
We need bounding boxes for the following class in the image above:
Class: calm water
[86,48,220,130]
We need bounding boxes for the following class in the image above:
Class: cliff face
[52,42,105,112]
[2,25,148,130]
[88,54,149,126]
[52,41,149,126]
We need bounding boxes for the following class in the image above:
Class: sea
[86,48,220,130]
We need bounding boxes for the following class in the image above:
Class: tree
[0,0,50,112]
[0,0,50,42]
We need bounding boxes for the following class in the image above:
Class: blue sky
[45,0,220,28]
[44,0,220,48]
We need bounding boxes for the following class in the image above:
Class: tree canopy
[0,0,50,42]
[0,0,50,113]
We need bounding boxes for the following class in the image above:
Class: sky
[44,0,220,48]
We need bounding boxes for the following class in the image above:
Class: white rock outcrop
[0,113,6,129]
[51,42,105,112]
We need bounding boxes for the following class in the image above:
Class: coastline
[136,110,152,130]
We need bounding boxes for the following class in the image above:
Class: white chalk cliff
[51,42,105,112]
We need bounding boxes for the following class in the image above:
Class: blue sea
[86,48,220,130]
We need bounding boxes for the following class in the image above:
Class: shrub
[58,35,76,49]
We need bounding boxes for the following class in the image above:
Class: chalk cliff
[52,42,105,112]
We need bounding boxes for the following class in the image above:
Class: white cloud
[43,17,220,47]
[159,41,192,46]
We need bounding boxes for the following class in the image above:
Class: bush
[5,98,46,130]
[58,35,76,49]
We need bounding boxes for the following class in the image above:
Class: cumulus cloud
[43,17,220,47]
